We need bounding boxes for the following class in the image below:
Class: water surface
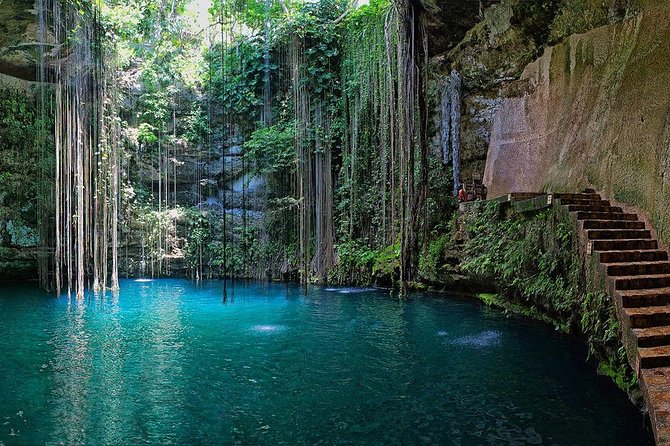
[0,280,652,445]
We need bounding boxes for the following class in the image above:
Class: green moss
[0,87,53,279]
[652,211,670,246]
[564,39,572,75]
[614,185,643,205]
[549,42,568,83]
[418,233,452,282]
[476,292,568,331]
[460,203,637,394]
[583,38,595,65]
[372,243,401,281]
[546,0,643,44]
[548,0,608,43]
[328,241,401,286]
[461,203,581,325]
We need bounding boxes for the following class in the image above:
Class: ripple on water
[452,330,502,347]
[0,280,652,445]
[134,278,153,283]
[324,287,377,294]
[251,324,286,334]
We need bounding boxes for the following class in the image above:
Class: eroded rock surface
[484,7,670,245]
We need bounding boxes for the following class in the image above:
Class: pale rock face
[484,9,670,243]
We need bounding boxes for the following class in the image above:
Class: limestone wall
[484,8,670,243]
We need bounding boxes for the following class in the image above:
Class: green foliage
[207,37,267,128]
[477,293,499,306]
[300,19,340,96]
[461,204,636,392]
[184,103,209,144]
[462,204,579,320]
[335,0,398,250]
[580,290,637,392]
[137,122,159,147]
[329,240,399,285]
[183,208,258,278]
[345,0,390,26]
[105,0,206,159]
[419,208,459,284]
[548,0,607,43]
[547,0,639,44]
[139,89,174,128]
[331,240,377,284]
[371,243,400,281]
[419,233,453,281]
[244,122,295,175]
[511,0,561,47]
[133,207,182,264]
[103,0,443,285]
[0,88,53,249]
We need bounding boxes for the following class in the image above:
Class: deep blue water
[0,279,653,445]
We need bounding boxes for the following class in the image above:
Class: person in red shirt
[458,184,465,202]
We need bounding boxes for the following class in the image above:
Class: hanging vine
[28,0,437,290]
[39,0,121,297]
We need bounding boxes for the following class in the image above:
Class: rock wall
[0,0,47,81]
[428,0,560,184]
[484,6,670,243]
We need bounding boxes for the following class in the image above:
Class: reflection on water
[49,299,90,445]
[0,280,653,445]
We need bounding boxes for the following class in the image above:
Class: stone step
[551,193,602,203]
[615,274,670,291]
[568,204,623,213]
[576,211,638,221]
[607,262,670,277]
[553,192,600,200]
[635,326,670,348]
[583,220,646,230]
[626,306,670,328]
[619,288,670,308]
[601,250,669,264]
[508,192,546,201]
[588,229,651,240]
[639,368,670,446]
[583,188,596,194]
[559,198,610,206]
[592,239,659,251]
[639,345,670,369]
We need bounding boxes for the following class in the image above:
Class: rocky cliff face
[0,0,45,81]
[428,0,649,188]
[428,0,563,184]
[484,4,670,244]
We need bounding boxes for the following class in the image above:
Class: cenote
[0,280,652,445]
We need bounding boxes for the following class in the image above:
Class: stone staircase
[470,189,670,443]
[556,189,670,445]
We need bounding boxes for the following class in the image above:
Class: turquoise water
[0,279,652,445]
